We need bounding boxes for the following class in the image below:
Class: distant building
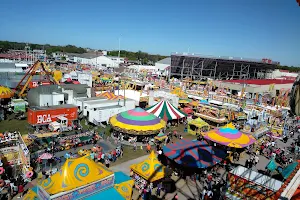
[70,53,124,69]
[155,57,170,76]
[0,62,29,73]
[266,69,298,80]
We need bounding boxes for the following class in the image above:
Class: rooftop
[222,79,295,85]
[29,104,77,110]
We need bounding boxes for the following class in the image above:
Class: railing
[171,52,280,65]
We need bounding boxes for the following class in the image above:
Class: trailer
[88,105,126,124]
[73,97,106,112]
[83,99,136,124]
[27,104,79,132]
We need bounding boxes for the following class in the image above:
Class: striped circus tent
[146,100,187,121]
[96,92,124,100]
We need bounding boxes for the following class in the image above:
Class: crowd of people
[0,131,19,143]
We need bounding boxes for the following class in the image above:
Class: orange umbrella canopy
[0,86,14,99]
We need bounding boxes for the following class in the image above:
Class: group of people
[0,160,26,199]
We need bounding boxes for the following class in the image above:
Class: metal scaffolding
[170,53,278,80]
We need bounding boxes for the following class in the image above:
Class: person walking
[105,158,110,168]
[255,155,259,167]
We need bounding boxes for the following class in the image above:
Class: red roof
[222,79,295,85]
[280,70,289,72]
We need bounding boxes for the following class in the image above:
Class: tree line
[107,50,167,64]
[0,41,87,54]
[0,40,298,70]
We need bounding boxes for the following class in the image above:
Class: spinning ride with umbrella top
[163,139,226,168]
[110,107,166,135]
[0,86,14,99]
[146,100,187,121]
[202,123,256,148]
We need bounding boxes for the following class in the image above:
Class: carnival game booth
[96,91,124,100]
[28,154,133,200]
[226,165,283,200]
[188,118,210,135]
[163,139,226,169]
[146,100,187,123]
[268,116,285,138]
[130,151,165,191]
[194,104,228,126]
[202,123,256,148]
[110,107,166,142]
[0,132,31,177]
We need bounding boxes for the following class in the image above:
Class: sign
[53,176,114,200]
[13,100,26,113]
[37,114,52,124]
[29,81,51,89]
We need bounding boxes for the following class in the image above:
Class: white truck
[48,116,75,132]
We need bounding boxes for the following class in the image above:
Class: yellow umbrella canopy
[130,151,165,182]
[0,86,14,98]
[39,155,113,195]
[202,123,256,148]
[110,107,166,135]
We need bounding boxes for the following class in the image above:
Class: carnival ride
[14,61,60,97]
[290,74,300,116]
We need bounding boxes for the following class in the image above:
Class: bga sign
[37,114,52,124]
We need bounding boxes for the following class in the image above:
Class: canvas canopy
[130,151,165,182]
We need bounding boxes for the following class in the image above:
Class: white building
[72,55,124,69]
[0,62,29,73]
[155,57,170,76]
[62,71,93,87]
[266,69,298,80]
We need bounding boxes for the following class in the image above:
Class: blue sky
[0,0,299,66]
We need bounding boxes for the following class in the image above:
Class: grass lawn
[0,118,29,134]
[111,146,148,166]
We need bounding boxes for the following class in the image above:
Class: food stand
[226,166,283,200]
[130,151,165,191]
[188,118,210,135]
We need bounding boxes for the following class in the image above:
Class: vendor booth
[243,120,269,139]
[188,118,210,135]
[24,155,133,200]
[194,104,228,125]
[130,151,165,190]
[226,165,283,200]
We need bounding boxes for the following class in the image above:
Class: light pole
[118,36,121,67]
